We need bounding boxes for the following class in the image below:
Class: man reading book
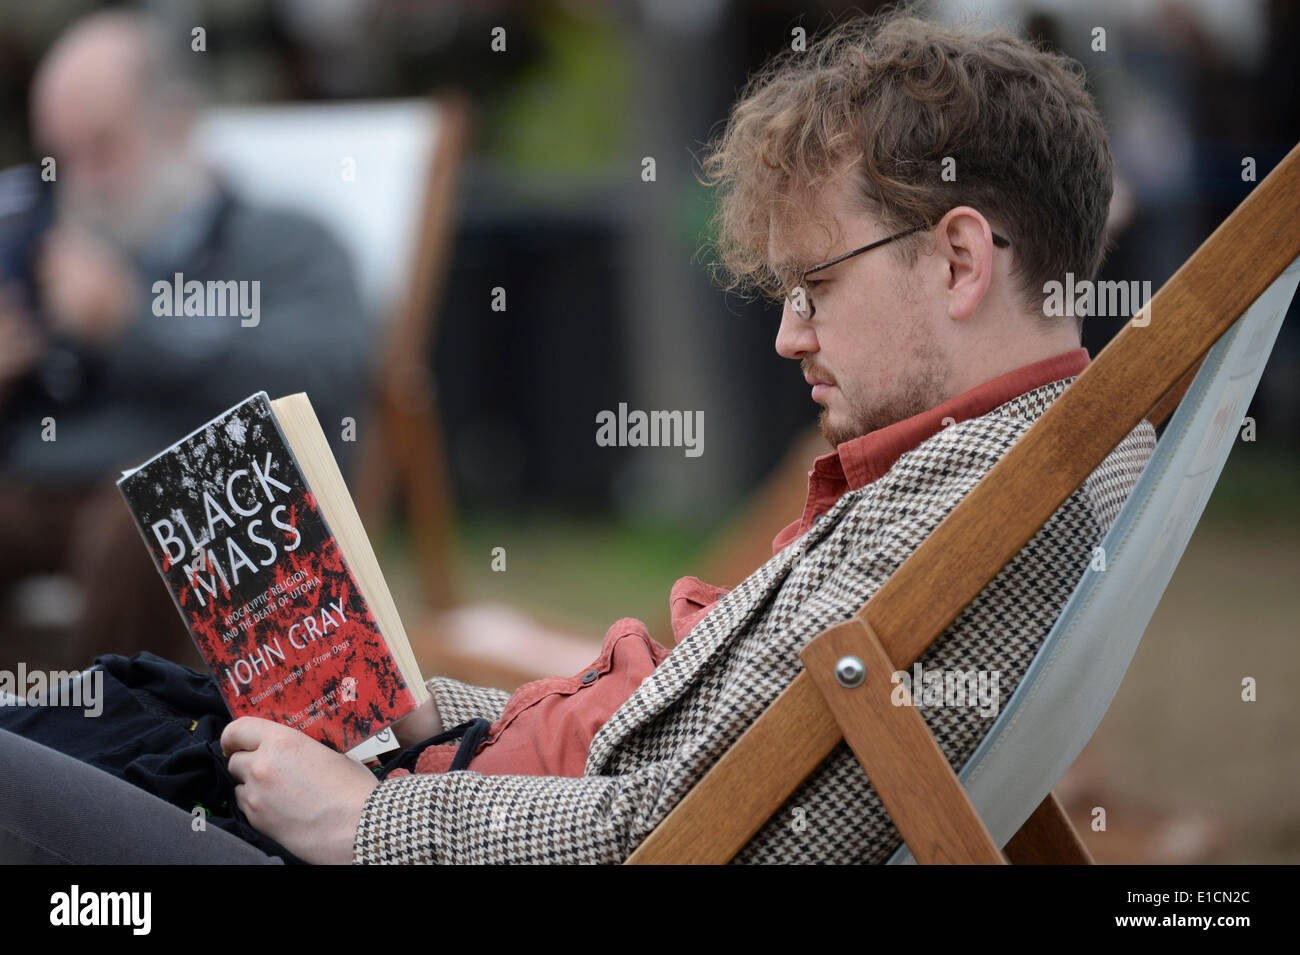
[0,11,1156,865]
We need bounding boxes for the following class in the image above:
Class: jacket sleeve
[423,676,513,727]
[358,671,680,863]
[353,759,674,864]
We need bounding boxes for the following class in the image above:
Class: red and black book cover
[117,392,418,753]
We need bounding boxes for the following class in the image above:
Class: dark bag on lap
[0,650,306,863]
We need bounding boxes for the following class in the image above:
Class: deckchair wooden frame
[626,142,1300,865]
[354,91,471,612]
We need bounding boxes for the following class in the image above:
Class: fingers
[219,715,275,757]
[225,748,252,784]
[224,721,274,792]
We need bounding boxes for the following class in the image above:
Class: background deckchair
[626,142,1300,865]
[196,93,470,614]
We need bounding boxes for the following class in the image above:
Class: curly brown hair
[697,8,1114,324]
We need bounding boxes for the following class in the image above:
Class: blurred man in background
[0,9,370,669]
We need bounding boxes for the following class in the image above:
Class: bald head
[32,9,196,129]
[30,10,205,246]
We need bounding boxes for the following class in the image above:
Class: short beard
[57,152,211,253]
[819,330,951,448]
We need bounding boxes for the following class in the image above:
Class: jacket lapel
[585,495,848,774]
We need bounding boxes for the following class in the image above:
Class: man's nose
[775,299,817,360]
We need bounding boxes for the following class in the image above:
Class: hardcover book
[117,391,427,754]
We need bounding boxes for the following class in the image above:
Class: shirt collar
[773,346,1091,553]
[834,346,1091,488]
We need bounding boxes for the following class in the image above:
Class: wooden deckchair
[196,93,470,612]
[626,142,1300,865]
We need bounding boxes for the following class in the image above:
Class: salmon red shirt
[385,347,1091,779]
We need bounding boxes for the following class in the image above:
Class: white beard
[57,151,213,254]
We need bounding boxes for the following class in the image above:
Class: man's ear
[936,206,996,322]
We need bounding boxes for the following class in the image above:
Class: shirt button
[581,669,598,684]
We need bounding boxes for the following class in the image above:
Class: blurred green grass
[380,510,709,638]
[448,512,707,635]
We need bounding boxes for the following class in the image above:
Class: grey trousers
[0,726,285,864]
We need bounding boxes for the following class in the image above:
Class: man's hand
[389,697,442,749]
[0,296,46,396]
[37,225,138,347]
[220,716,379,865]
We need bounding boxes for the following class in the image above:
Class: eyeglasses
[783,225,1011,321]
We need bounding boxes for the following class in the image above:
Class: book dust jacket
[117,393,416,752]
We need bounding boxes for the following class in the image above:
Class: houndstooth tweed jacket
[353,375,1157,864]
